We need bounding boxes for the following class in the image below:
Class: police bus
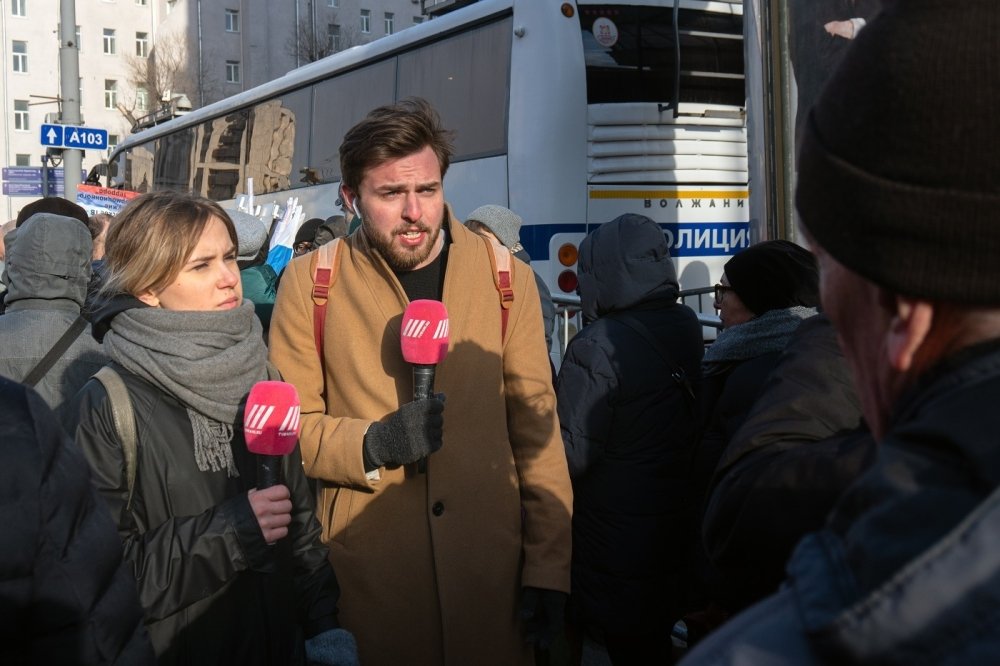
[104,0,747,338]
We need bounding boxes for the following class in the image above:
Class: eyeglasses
[293,241,315,255]
[714,284,733,302]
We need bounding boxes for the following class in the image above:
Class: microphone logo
[245,403,300,436]
[402,318,449,340]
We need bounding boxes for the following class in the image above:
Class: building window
[11,0,26,17]
[136,0,148,5]
[136,86,149,111]
[360,9,371,34]
[104,79,118,109]
[103,28,116,55]
[14,100,29,131]
[413,16,424,25]
[225,9,239,33]
[76,26,81,50]
[135,32,148,57]
[12,41,27,73]
[328,24,341,52]
[108,134,120,150]
[384,12,394,35]
[328,0,338,6]
[15,154,31,166]
[225,60,240,83]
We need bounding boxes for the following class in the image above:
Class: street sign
[40,124,64,147]
[39,123,108,151]
[2,167,86,182]
[3,181,66,197]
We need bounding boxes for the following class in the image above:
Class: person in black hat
[681,1,1000,662]
[293,218,325,257]
[682,240,819,632]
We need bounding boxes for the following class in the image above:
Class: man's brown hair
[339,97,454,194]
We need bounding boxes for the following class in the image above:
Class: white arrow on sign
[46,127,59,144]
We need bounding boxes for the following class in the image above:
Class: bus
[104,0,747,338]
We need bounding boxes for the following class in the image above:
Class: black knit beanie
[796,0,1000,305]
[724,240,819,316]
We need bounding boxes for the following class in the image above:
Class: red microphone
[401,300,449,473]
[244,381,301,489]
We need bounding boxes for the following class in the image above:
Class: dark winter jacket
[0,213,107,417]
[702,314,875,610]
[681,339,1000,665]
[556,213,703,635]
[0,377,153,665]
[65,297,342,665]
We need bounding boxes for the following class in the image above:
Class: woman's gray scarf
[104,300,268,477]
[703,306,817,369]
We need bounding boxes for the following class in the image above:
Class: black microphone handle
[412,364,436,473]
[412,364,436,400]
[258,455,282,489]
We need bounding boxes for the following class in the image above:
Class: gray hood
[577,213,680,321]
[5,213,92,306]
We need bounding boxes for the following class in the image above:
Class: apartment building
[0,0,426,219]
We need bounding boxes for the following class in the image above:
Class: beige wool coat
[269,213,573,666]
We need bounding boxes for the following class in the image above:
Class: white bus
[105,0,746,322]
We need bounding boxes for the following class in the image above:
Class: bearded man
[269,98,572,666]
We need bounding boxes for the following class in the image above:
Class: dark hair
[15,197,89,228]
[339,97,454,194]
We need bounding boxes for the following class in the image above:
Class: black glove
[362,396,444,471]
[520,587,567,649]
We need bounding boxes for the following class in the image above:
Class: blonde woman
[66,191,357,666]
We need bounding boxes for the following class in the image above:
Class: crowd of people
[2,2,1000,663]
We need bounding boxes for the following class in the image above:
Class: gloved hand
[305,628,360,666]
[520,586,567,649]
[362,395,445,472]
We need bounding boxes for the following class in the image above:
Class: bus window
[153,126,194,191]
[126,141,155,193]
[188,112,250,201]
[396,17,512,161]
[247,88,312,195]
[310,59,397,184]
[579,5,743,106]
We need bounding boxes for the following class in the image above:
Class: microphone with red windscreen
[401,300,449,473]
[244,381,301,489]
[401,299,450,400]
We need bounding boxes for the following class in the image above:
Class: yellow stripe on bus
[590,190,749,199]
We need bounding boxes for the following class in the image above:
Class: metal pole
[59,0,82,201]
[41,154,50,197]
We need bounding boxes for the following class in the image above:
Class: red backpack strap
[310,238,343,360]
[483,236,515,342]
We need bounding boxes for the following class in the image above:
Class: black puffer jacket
[66,298,342,665]
[702,314,875,610]
[683,338,1000,664]
[0,376,153,665]
[556,214,703,635]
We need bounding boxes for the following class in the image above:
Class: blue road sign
[39,123,108,150]
[40,124,64,147]
[2,181,66,197]
[2,167,86,183]
[63,126,108,150]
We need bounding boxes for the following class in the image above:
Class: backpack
[309,234,515,358]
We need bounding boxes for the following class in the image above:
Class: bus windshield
[579,3,743,106]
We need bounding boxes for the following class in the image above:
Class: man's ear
[339,184,358,215]
[887,297,934,372]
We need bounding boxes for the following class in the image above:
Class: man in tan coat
[269,98,573,665]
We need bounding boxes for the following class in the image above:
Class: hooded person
[466,204,556,354]
[555,213,704,664]
[0,213,107,417]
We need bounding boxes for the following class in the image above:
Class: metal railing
[551,287,722,363]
